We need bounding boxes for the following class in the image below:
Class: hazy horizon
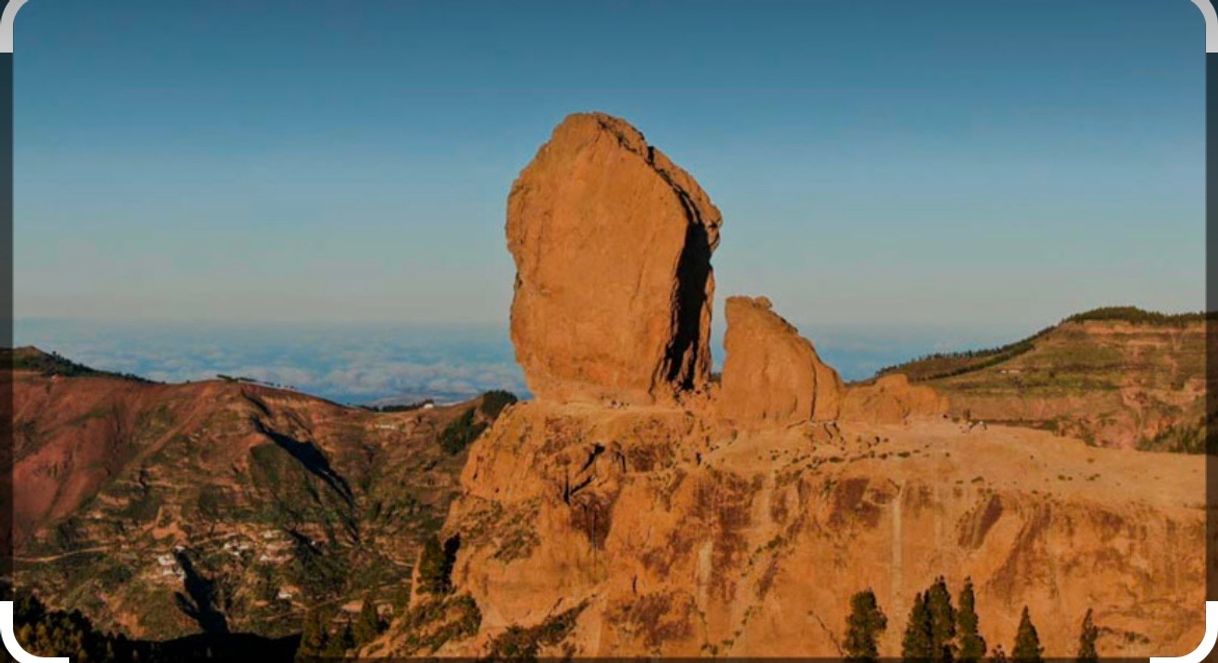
[14,310,1098,404]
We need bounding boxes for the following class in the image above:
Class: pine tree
[926,576,957,661]
[1011,607,1043,663]
[321,619,354,657]
[339,619,356,652]
[417,535,451,595]
[991,644,1008,663]
[902,591,934,661]
[296,608,328,661]
[353,594,383,646]
[956,577,986,662]
[1076,608,1098,663]
[845,589,888,662]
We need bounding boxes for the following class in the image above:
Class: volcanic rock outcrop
[506,112,722,404]
[364,115,1207,660]
[719,296,843,425]
[375,402,1204,659]
[840,373,948,424]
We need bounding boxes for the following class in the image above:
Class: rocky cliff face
[377,402,1203,658]
[369,114,1207,659]
[719,296,843,426]
[840,373,947,424]
[506,113,722,405]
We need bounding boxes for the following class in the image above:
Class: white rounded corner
[0,600,70,663]
[1149,601,1218,663]
[0,0,29,54]
[1192,0,1218,53]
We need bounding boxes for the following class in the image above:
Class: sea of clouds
[15,319,527,405]
[15,318,1015,405]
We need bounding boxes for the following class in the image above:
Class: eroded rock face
[372,402,1205,658]
[718,296,843,425]
[506,113,722,404]
[841,373,948,423]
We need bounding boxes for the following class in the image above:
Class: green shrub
[485,602,585,661]
[417,535,459,595]
[439,408,487,455]
[479,390,518,419]
[396,594,481,655]
[1136,420,1206,454]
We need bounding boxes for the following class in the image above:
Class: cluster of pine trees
[13,586,298,662]
[294,594,385,661]
[845,577,1100,662]
[296,534,462,660]
[12,592,129,662]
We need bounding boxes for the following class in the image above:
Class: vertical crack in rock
[662,219,712,390]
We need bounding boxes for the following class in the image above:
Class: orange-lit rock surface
[506,112,721,405]
[369,115,1207,660]
[374,401,1203,658]
[841,373,948,424]
[719,296,843,426]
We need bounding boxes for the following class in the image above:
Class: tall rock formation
[719,296,843,425]
[364,114,1206,661]
[506,113,722,404]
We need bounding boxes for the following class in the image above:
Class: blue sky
[10,1,1207,396]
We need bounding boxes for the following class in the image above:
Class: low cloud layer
[15,318,1016,402]
[15,319,528,405]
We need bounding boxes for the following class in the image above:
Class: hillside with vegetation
[876,307,1210,451]
[4,346,156,382]
[11,348,514,654]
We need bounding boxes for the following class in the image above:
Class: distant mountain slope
[5,345,155,382]
[876,308,1210,451]
[10,348,513,642]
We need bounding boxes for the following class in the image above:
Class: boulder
[506,112,722,404]
[718,296,842,425]
[840,373,948,423]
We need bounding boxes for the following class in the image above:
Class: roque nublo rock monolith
[719,296,843,425]
[362,114,1205,660]
[506,113,722,404]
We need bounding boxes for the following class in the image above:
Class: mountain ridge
[10,354,514,643]
[874,306,1209,383]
